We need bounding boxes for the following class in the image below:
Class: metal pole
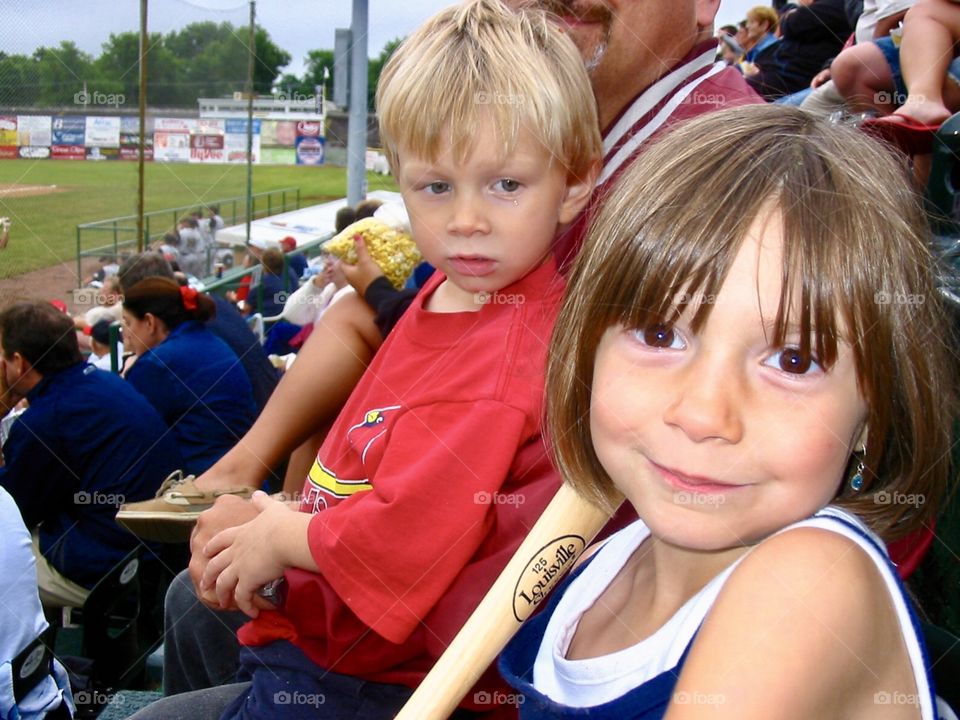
[245,0,255,245]
[136,0,148,251]
[347,0,368,206]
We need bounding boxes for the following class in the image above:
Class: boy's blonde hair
[376,0,601,180]
[548,104,957,540]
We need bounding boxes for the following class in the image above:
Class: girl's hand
[201,491,296,617]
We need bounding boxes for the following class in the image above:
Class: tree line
[0,22,400,111]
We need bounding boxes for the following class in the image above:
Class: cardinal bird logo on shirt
[302,405,400,513]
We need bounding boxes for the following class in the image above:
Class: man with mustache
[140,0,759,714]
[533,0,760,268]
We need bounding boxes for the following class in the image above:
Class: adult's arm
[194,290,383,492]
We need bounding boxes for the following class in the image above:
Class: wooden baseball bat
[394,482,621,720]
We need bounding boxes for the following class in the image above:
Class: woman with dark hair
[122,278,257,475]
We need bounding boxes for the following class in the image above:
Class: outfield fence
[75,186,300,285]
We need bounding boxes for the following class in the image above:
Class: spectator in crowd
[0,486,74,718]
[855,0,960,152]
[74,274,122,331]
[353,198,383,220]
[334,205,356,233]
[120,278,257,478]
[81,254,119,288]
[795,0,904,115]
[116,252,278,413]
[718,31,745,65]
[0,302,181,607]
[831,0,917,117]
[740,5,780,78]
[85,319,122,372]
[278,236,309,280]
[893,0,960,124]
[243,247,297,319]
[746,0,853,101]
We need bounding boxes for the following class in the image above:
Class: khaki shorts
[31,532,89,608]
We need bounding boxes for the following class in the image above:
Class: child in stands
[500,104,956,719]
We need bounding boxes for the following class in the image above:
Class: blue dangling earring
[849,445,866,492]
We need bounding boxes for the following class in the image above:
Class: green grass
[0,160,398,278]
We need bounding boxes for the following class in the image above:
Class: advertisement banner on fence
[190,131,225,162]
[17,116,52,146]
[223,132,260,163]
[52,116,86,146]
[0,147,18,159]
[295,136,324,165]
[154,131,191,162]
[224,119,261,163]
[296,120,322,138]
[19,146,50,159]
[87,146,120,160]
[0,116,17,146]
[85,116,121,147]
[260,147,295,165]
[51,145,86,160]
[155,117,195,133]
[224,119,261,135]
[119,146,154,161]
[196,118,225,136]
[261,120,296,147]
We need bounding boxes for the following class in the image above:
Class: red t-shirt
[239,259,565,710]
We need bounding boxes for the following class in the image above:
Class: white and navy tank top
[499,506,944,719]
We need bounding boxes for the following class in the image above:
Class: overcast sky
[1,0,758,78]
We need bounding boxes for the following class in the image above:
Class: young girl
[500,104,956,719]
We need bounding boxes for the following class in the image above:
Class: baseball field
[0,159,398,279]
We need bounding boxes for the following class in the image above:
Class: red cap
[49,299,68,313]
[280,236,297,251]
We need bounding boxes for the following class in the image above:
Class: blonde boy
[129,1,601,718]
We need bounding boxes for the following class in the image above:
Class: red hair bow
[180,285,199,312]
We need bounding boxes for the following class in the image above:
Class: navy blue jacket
[0,362,182,588]
[125,321,257,475]
[208,294,278,411]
